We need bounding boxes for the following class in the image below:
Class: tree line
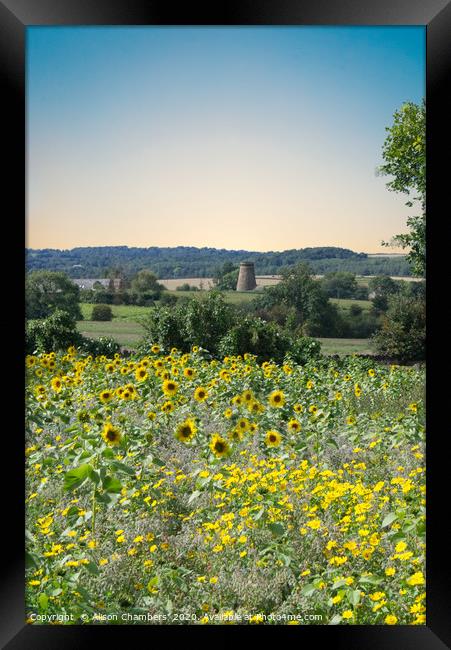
[25,245,411,279]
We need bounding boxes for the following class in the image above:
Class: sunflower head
[102,422,122,446]
[175,419,197,443]
[268,390,285,408]
[265,430,282,448]
[209,434,230,458]
[194,386,208,403]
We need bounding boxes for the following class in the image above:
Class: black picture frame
[2,1,450,647]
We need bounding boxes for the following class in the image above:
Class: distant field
[330,298,372,311]
[80,303,150,321]
[76,320,145,347]
[169,290,258,304]
[318,338,374,356]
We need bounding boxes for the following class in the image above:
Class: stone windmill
[236,261,257,291]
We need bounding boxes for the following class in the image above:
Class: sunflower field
[25,346,425,625]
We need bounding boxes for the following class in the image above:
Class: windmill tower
[236,261,257,291]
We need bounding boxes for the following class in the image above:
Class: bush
[218,317,291,363]
[372,295,425,362]
[176,284,199,292]
[79,336,120,357]
[26,271,82,320]
[139,292,234,355]
[91,304,113,321]
[159,293,178,307]
[26,309,83,354]
[287,336,322,365]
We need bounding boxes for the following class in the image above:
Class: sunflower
[175,419,197,443]
[194,386,209,403]
[162,379,178,397]
[268,390,285,408]
[183,367,196,379]
[228,429,243,442]
[151,344,160,354]
[99,389,113,403]
[51,377,63,393]
[293,403,303,413]
[265,430,282,447]
[161,400,174,413]
[135,367,148,382]
[219,369,231,382]
[287,419,301,433]
[242,390,254,403]
[105,363,115,373]
[102,422,122,446]
[209,434,230,458]
[236,417,250,432]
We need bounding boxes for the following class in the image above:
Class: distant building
[236,262,257,291]
[72,278,121,291]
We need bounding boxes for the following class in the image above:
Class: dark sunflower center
[215,442,225,453]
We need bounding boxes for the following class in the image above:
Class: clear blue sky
[27,26,425,252]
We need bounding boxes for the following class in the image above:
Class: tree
[368,276,399,312]
[255,263,343,337]
[377,100,425,276]
[372,294,425,362]
[26,271,82,320]
[130,270,163,304]
[321,271,358,299]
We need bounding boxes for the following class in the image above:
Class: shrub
[159,293,178,306]
[139,292,234,355]
[91,304,113,321]
[287,336,322,365]
[26,270,82,320]
[372,295,425,362]
[26,309,83,354]
[218,317,292,363]
[79,336,120,357]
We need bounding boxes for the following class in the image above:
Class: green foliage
[139,292,234,355]
[26,309,83,354]
[369,276,400,313]
[256,263,345,337]
[159,293,178,307]
[287,336,322,365]
[377,100,425,276]
[26,270,82,320]
[26,245,412,278]
[79,336,121,357]
[91,304,113,321]
[321,272,360,299]
[372,294,425,362]
[130,270,163,305]
[218,317,291,363]
[176,283,199,291]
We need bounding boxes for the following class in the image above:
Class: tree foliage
[377,100,425,276]
[372,294,425,362]
[26,271,82,320]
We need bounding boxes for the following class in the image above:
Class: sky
[27,26,425,253]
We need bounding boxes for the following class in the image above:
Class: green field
[330,298,372,311]
[317,338,374,356]
[78,300,374,352]
[165,290,258,304]
[77,320,145,346]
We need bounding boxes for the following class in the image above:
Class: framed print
[2,0,451,647]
